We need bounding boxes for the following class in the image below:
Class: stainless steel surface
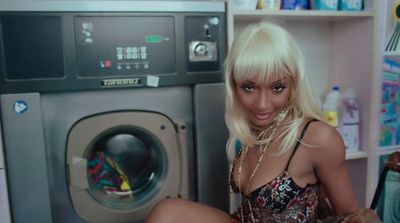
[0,93,53,223]
[194,83,230,212]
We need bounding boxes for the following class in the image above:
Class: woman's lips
[253,112,272,121]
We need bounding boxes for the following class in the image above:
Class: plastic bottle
[339,89,360,151]
[322,86,341,128]
[257,0,281,9]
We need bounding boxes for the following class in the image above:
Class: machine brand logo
[102,78,142,87]
[13,100,28,114]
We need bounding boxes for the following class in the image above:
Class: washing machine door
[66,111,183,222]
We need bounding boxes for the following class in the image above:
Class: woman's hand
[341,208,382,223]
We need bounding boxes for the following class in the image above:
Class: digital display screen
[145,35,162,43]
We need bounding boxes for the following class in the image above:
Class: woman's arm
[307,122,359,215]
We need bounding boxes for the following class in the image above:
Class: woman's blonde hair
[224,22,322,162]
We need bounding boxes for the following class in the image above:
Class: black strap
[285,119,318,171]
[370,166,389,210]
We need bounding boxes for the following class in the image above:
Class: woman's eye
[272,85,286,93]
[240,84,255,92]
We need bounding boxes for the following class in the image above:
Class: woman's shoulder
[303,120,342,145]
[302,119,346,165]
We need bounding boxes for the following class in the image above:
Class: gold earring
[278,108,288,120]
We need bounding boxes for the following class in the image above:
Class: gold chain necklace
[232,109,287,223]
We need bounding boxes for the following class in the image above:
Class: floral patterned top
[230,120,320,223]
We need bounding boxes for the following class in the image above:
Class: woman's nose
[254,92,270,110]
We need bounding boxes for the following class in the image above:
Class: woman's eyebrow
[270,78,288,85]
[240,79,256,84]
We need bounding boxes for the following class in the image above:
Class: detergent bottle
[322,86,341,128]
[339,88,360,151]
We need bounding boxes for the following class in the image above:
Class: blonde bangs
[232,32,291,84]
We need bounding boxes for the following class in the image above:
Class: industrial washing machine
[0,1,229,222]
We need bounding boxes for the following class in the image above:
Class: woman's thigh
[146,198,232,223]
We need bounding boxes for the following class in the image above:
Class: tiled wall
[0,125,11,223]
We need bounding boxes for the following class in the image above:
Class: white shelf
[233,10,375,22]
[376,146,400,156]
[383,51,400,56]
[345,150,368,160]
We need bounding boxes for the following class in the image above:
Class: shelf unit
[233,10,374,21]
[226,0,383,208]
[346,150,369,160]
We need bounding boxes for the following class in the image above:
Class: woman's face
[235,75,291,128]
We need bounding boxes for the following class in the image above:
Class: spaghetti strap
[284,119,318,171]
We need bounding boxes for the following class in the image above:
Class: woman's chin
[251,119,273,129]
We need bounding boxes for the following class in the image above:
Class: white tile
[0,170,9,202]
[0,143,3,169]
[0,170,5,187]
[0,169,11,223]
[0,122,3,169]
[0,193,11,222]
[0,200,6,210]
[0,209,11,223]
[0,185,7,202]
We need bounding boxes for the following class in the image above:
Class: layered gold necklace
[232,109,288,223]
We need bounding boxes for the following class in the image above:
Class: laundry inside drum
[86,131,162,209]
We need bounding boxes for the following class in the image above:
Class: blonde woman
[146,22,380,223]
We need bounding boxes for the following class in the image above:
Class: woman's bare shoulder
[303,120,346,167]
[303,121,359,214]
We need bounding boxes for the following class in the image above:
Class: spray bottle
[339,88,360,151]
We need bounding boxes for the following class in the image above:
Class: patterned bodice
[230,169,319,223]
[230,119,320,223]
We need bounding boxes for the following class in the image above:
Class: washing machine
[0,1,229,222]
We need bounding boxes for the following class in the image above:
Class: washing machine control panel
[75,16,176,78]
[185,16,222,73]
[0,1,227,93]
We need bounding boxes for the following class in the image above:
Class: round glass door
[85,128,166,209]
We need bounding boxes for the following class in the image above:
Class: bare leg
[145,198,232,223]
